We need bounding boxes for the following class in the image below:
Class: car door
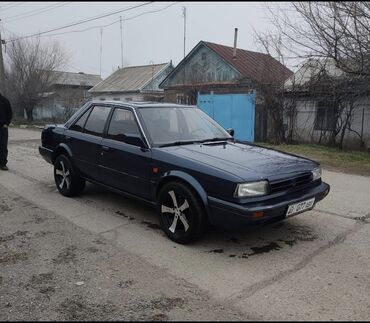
[65,105,111,180]
[99,107,152,199]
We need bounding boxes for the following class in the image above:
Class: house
[35,70,102,120]
[283,58,370,149]
[159,39,293,140]
[88,62,174,102]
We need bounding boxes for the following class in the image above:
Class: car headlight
[311,166,321,181]
[235,181,269,197]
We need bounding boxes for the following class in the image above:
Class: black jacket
[0,94,12,126]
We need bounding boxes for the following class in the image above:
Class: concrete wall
[285,98,370,149]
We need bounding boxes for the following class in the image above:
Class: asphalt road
[1,127,370,320]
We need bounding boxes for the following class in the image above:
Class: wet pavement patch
[0,252,28,264]
[58,296,118,321]
[0,204,11,212]
[288,225,318,242]
[209,249,224,254]
[53,246,77,264]
[118,279,135,288]
[283,239,297,247]
[30,272,54,285]
[248,242,282,256]
[39,286,56,295]
[93,238,106,245]
[86,247,99,253]
[141,221,161,230]
[115,210,136,221]
[147,297,185,311]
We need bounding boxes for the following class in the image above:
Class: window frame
[105,107,143,146]
[68,104,112,137]
[68,106,93,133]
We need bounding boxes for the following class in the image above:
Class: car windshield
[138,106,231,147]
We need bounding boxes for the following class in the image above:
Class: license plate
[286,198,315,217]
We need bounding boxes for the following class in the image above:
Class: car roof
[89,100,197,109]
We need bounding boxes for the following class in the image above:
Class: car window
[138,107,230,145]
[69,108,91,132]
[107,108,141,143]
[84,106,111,137]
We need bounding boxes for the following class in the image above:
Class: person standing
[0,92,12,171]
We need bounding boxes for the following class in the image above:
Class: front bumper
[208,181,330,230]
[39,146,53,164]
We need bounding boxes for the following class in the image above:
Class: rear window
[69,108,91,132]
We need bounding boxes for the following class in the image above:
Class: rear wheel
[54,154,85,197]
[157,182,207,244]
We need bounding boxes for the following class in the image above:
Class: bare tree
[259,2,370,149]
[253,29,296,144]
[4,37,67,121]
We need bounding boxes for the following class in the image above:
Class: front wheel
[157,182,207,244]
[54,154,85,197]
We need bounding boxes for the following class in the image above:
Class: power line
[40,19,120,39]
[12,2,180,40]
[123,2,181,22]
[4,2,153,43]
[1,2,71,22]
[0,2,26,11]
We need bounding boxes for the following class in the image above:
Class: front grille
[270,172,313,194]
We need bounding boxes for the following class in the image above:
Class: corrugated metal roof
[89,63,170,93]
[284,58,344,90]
[52,71,102,87]
[204,41,293,84]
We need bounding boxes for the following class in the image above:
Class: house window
[99,97,106,101]
[314,101,336,131]
[113,97,121,101]
[201,53,207,60]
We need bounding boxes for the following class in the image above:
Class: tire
[157,182,207,244]
[53,154,85,197]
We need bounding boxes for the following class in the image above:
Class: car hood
[161,142,317,181]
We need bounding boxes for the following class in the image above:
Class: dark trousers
[0,126,8,166]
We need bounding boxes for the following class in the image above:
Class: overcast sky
[0,1,293,78]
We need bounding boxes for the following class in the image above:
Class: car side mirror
[124,134,146,148]
[227,128,235,137]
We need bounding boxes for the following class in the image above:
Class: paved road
[1,127,370,320]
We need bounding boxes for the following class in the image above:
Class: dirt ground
[0,185,244,321]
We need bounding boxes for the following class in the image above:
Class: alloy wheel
[161,190,190,234]
[55,160,71,191]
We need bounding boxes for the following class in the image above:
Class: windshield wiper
[158,140,201,148]
[200,137,234,143]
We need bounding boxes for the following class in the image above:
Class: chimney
[233,28,238,59]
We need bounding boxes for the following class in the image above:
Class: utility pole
[182,6,186,59]
[0,21,6,94]
[149,60,154,92]
[182,6,186,87]
[99,27,103,77]
[119,16,123,68]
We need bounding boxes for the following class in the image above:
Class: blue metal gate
[197,91,256,142]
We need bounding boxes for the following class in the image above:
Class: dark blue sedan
[39,101,330,244]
